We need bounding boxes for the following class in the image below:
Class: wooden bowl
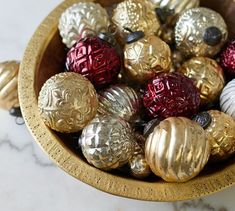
[18,0,235,201]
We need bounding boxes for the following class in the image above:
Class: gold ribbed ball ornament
[178,57,225,105]
[205,110,235,162]
[145,117,211,182]
[112,0,161,39]
[175,7,228,58]
[0,61,20,110]
[80,115,135,170]
[124,34,171,83]
[59,2,110,48]
[38,72,98,133]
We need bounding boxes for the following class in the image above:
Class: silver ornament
[220,79,235,120]
[98,85,141,122]
[175,7,228,57]
[59,2,110,48]
[80,115,135,170]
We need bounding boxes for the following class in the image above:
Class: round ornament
[205,110,235,162]
[98,85,140,122]
[145,117,211,182]
[59,2,110,48]
[143,72,201,119]
[38,72,98,133]
[220,39,235,77]
[66,37,121,88]
[220,79,235,119]
[112,0,161,39]
[124,34,171,83]
[80,115,135,170]
[0,61,20,110]
[178,57,225,105]
[175,7,228,58]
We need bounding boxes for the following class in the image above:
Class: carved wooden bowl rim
[18,0,235,201]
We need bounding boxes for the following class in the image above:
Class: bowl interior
[19,0,235,201]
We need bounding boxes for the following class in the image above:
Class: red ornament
[66,37,121,88]
[143,72,201,119]
[220,39,235,77]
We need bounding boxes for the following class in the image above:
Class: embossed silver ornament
[38,72,98,133]
[98,85,141,122]
[175,7,228,57]
[80,115,135,170]
[59,2,110,48]
[220,79,235,120]
[145,117,211,182]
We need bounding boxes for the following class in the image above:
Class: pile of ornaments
[38,0,235,182]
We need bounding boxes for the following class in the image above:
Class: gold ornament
[129,141,151,179]
[175,7,228,57]
[0,61,20,110]
[178,57,225,104]
[80,115,135,170]
[38,72,98,133]
[112,0,161,39]
[205,110,235,162]
[145,117,211,182]
[124,35,171,83]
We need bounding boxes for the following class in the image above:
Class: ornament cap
[97,32,117,46]
[125,28,145,44]
[192,111,212,129]
[203,26,223,46]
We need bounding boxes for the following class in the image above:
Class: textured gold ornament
[80,115,135,170]
[145,117,211,182]
[205,110,235,162]
[0,61,20,110]
[124,35,171,83]
[59,2,110,48]
[38,72,98,133]
[178,57,225,105]
[112,0,161,39]
[129,141,151,179]
[175,7,228,57]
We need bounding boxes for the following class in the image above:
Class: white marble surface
[0,0,235,210]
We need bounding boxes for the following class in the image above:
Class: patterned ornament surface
[80,115,135,170]
[59,2,110,48]
[0,61,20,110]
[220,79,235,119]
[143,72,201,119]
[205,110,235,161]
[145,117,211,182]
[178,57,225,104]
[66,37,121,88]
[124,35,171,83]
[98,85,140,122]
[175,7,228,57]
[38,72,98,133]
[112,0,161,39]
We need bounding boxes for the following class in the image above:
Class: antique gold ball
[124,35,171,83]
[175,7,228,57]
[178,57,225,104]
[0,61,20,110]
[112,0,161,39]
[38,72,98,133]
[145,117,211,182]
[205,110,235,162]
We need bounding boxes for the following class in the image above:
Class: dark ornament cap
[203,26,223,46]
[125,28,145,44]
[192,111,212,129]
[97,32,117,46]
[143,118,161,138]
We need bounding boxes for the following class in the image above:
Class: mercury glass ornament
[175,7,228,58]
[0,61,20,110]
[80,115,135,170]
[59,2,110,48]
[205,110,235,162]
[38,72,98,133]
[178,57,225,105]
[145,117,211,182]
[98,85,141,122]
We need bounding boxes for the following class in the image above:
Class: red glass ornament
[220,39,235,77]
[143,72,201,119]
[66,37,121,88]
